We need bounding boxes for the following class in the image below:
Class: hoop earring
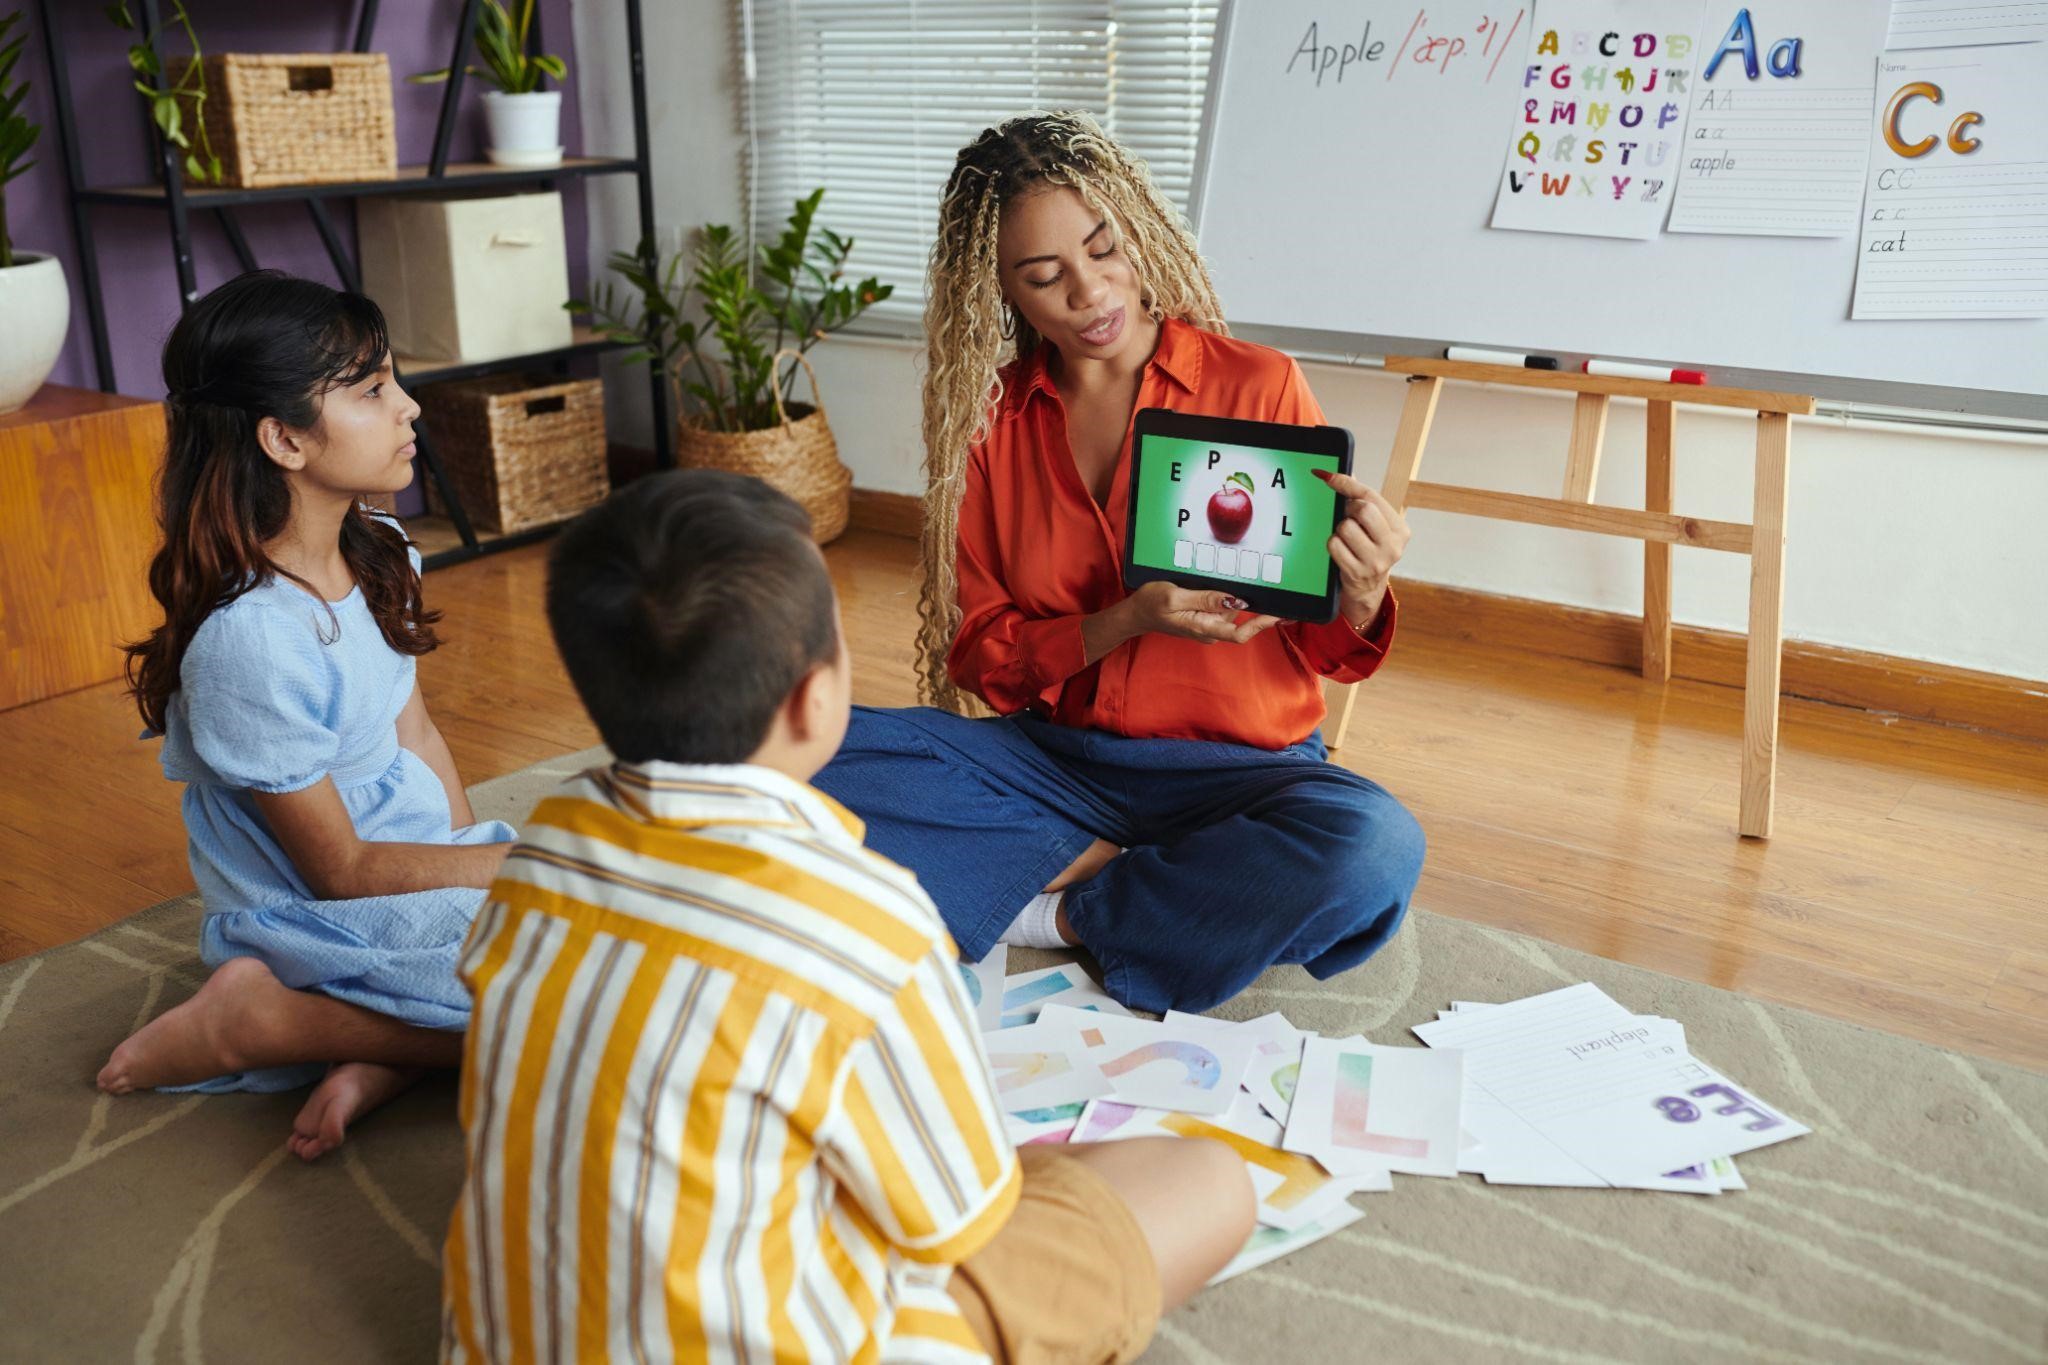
[999,305,1017,341]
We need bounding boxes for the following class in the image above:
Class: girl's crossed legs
[98,957,461,1160]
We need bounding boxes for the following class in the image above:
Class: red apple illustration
[1207,471,1255,543]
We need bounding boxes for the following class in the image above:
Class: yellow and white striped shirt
[441,761,1020,1364]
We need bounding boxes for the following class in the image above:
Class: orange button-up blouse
[945,316,1396,749]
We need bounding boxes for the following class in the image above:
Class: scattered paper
[1414,984,1809,1185]
[1044,1006,1259,1116]
[1210,1204,1366,1286]
[997,964,1132,1028]
[1285,1037,1466,1179]
[962,958,1795,1285]
[957,944,1007,1031]
[979,1017,1114,1110]
[1246,1034,1309,1125]
[1003,1099,1086,1146]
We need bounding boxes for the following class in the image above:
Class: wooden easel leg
[1741,412,1791,839]
[1643,399,1674,683]
[1328,679,1362,751]
[1379,375,1442,509]
[1330,376,1444,753]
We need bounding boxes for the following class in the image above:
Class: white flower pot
[0,253,70,416]
[482,90,563,169]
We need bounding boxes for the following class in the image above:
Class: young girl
[99,271,516,1162]
[813,111,1426,1015]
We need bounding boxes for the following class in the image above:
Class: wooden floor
[6,530,2046,1070]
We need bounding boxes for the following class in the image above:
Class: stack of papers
[1412,984,1809,1190]
[960,951,1810,1283]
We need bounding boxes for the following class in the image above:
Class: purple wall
[10,0,588,402]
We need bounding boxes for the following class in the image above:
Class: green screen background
[1131,435,1339,596]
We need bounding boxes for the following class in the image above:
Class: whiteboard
[1189,0,2048,419]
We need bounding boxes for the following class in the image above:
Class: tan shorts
[945,1146,1160,1365]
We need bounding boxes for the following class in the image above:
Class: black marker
[1444,346,1559,370]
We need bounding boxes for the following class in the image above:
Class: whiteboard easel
[1325,358,1813,838]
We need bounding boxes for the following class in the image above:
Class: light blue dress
[156,542,516,1092]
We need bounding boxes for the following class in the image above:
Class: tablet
[1122,407,1353,623]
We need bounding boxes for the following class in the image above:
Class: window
[742,0,1219,325]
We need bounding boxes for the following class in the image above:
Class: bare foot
[288,1062,421,1162]
[96,956,289,1094]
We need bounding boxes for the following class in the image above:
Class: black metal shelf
[74,155,643,209]
[400,323,629,387]
[36,0,675,569]
[414,515,569,572]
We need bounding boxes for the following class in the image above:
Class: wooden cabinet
[0,387,166,710]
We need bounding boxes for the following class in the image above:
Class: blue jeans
[813,707,1426,1014]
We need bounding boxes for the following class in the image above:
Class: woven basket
[675,349,851,544]
[178,53,397,188]
[417,373,609,535]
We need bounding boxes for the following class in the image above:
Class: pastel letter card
[1285,1037,1466,1178]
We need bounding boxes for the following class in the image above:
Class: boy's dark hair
[546,470,839,765]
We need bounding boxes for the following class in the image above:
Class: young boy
[441,470,1254,1364]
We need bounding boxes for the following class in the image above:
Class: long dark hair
[125,270,440,735]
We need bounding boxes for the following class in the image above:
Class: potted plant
[107,0,223,185]
[574,189,893,543]
[0,8,68,415]
[412,0,566,169]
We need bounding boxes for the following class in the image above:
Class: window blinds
[742,0,1218,324]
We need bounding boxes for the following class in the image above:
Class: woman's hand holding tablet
[1080,581,1281,662]
[1316,470,1412,632]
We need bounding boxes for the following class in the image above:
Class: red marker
[1583,359,1708,385]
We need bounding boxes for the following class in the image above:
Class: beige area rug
[3,750,2045,1364]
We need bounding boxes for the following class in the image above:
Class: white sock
[997,890,1069,949]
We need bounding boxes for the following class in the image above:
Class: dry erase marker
[1445,345,1558,370]
[1583,359,1707,385]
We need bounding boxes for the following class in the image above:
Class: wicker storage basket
[417,374,608,535]
[178,53,397,188]
[675,350,852,544]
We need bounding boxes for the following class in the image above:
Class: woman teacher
[814,111,1425,1014]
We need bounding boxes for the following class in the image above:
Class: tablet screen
[1128,434,1341,596]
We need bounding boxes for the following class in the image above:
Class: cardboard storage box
[359,191,574,365]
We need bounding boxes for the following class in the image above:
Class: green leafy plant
[106,1,222,184]
[0,9,40,269]
[410,0,565,95]
[574,190,893,434]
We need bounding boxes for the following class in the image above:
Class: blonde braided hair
[916,110,1228,713]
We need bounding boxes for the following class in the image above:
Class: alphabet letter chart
[1851,43,2048,319]
[1490,0,1707,238]
[1667,2,1893,236]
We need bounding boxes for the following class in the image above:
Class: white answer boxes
[1173,540,1283,583]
